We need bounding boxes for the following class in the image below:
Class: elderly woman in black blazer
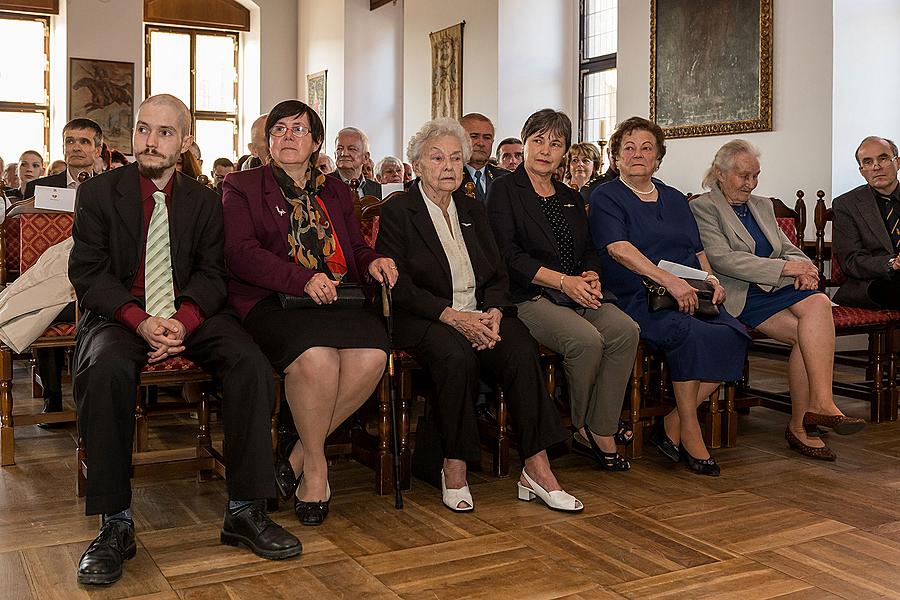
[376,117,581,513]
[489,110,640,471]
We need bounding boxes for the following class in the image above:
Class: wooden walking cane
[381,283,404,509]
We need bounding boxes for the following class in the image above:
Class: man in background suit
[582,146,619,204]
[332,126,382,198]
[69,94,300,586]
[457,113,508,205]
[833,136,900,309]
[24,118,103,426]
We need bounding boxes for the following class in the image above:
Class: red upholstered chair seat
[141,356,202,373]
[830,253,846,286]
[831,306,900,328]
[360,215,380,249]
[4,214,20,275]
[20,213,74,273]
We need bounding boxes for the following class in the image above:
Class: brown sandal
[785,427,836,461]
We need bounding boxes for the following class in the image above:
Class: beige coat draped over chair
[690,185,811,317]
[0,237,75,353]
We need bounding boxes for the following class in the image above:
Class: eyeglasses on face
[859,155,897,170]
[270,124,311,138]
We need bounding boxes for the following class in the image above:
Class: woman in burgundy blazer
[222,100,397,526]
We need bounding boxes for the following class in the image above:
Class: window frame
[144,24,239,160]
[578,0,616,144]
[0,11,50,160]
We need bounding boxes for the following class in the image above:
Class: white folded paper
[381,182,404,196]
[657,259,708,280]
[34,186,76,212]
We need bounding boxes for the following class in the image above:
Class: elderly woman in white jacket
[690,139,864,461]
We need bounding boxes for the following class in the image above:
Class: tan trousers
[516,297,640,435]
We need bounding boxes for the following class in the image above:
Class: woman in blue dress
[690,140,865,461]
[590,117,749,476]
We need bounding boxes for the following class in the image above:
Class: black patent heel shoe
[293,477,331,526]
[649,419,681,463]
[573,424,630,472]
[680,445,720,477]
[275,457,299,500]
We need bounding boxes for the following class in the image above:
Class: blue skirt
[739,285,821,328]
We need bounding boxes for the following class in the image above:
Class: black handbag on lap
[278,283,367,309]
[541,287,581,309]
[644,278,719,318]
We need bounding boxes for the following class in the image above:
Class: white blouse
[420,183,478,312]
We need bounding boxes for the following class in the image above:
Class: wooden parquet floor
[2,356,900,599]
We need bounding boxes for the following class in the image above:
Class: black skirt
[243,294,390,373]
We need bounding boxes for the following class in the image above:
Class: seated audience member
[332,127,381,198]
[691,140,864,459]
[8,150,44,199]
[563,142,602,195]
[69,94,301,586]
[458,113,508,205]
[189,141,203,172]
[591,117,750,477]
[375,155,404,184]
[222,100,397,526]
[496,137,524,171]
[832,136,900,310]
[363,156,375,181]
[24,118,104,427]
[246,114,270,167]
[489,110,639,471]
[236,154,251,171]
[376,117,581,513]
[582,146,619,203]
[211,157,235,186]
[3,163,18,193]
[402,161,414,183]
[316,153,335,175]
[48,160,67,176]
[176,150,203,178]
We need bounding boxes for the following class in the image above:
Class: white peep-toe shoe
[517,470,583,513]
[441,470,474,512]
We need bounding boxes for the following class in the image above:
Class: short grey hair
[701,139,761,190]
[855,135,899,165]
[336,126,370,154]
[375,155,402,176]
[407,118,472,164]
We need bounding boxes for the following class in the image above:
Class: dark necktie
[880,194,900,252]
[474,169,486,204]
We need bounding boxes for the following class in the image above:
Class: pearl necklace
[621,177,656,195]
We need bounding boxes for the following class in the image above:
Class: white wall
[402,0,498,153]
[618,0,833,237]
[345,0,403,161]
[832,0,900,197]
[254,0,298,112]
[496,0,578,142]
[298,0,345,154]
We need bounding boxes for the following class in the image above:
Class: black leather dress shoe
[77,519,136,585]
[220,501,302,560]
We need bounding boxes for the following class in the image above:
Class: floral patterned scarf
[272,162,348,282]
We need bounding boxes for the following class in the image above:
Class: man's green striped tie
[144,191,176,317]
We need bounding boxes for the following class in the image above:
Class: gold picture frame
[650,0,773,139]
[306,70,327,132]
[69,57,135,153]
[430,22,464,120]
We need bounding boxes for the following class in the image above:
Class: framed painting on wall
[69,58,135,154]
[650,0,773,138]
[307,70,327,131]
[430,22,464,120]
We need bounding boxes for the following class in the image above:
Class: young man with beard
[69,94,301,586]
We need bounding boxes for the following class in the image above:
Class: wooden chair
[811,190,899,422]
[0,212,77,466]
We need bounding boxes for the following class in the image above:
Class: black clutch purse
[279,283,367,309]
[644,278,719,318]
[541,287,581,309]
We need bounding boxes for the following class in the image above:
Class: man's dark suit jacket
[487,164,609,304]
[24,171,68,199]
[580,167,618,204]
[833,183,898,308]
[223,164,383,320]
[69,162,226,334]
[457,163,509,203]
[328,171,382,199]
[375,183,515,348]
